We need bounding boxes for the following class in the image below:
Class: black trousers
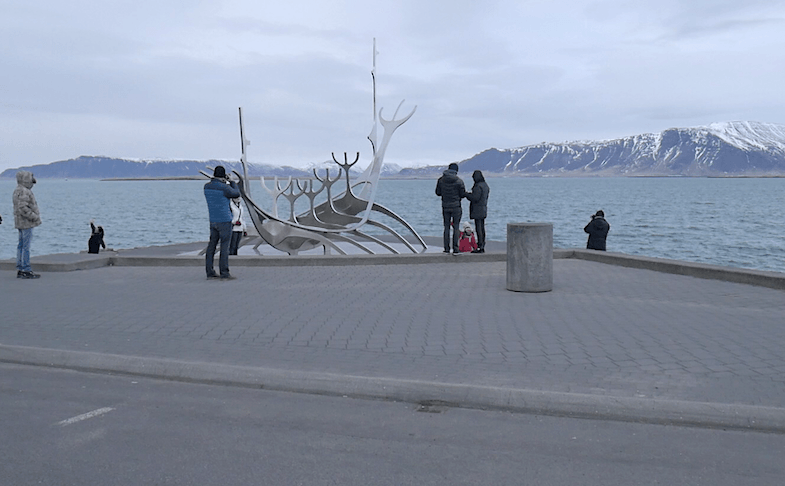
[442,207,462,252]
[229,231,243,255]
[474,218,486,250]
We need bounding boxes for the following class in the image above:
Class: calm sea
[1,177,783,274]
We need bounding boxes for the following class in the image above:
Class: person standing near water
[584,210,610,251]
[435,163,467,253]
[228,197,246,256]
[13,170,42,279]
[204,166,240,279]
[466,170,490,253]
[88,220,105,254]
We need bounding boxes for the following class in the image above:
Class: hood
[16,170,36,189]
[442,168,459,180]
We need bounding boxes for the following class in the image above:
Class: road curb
[3,344,784,433]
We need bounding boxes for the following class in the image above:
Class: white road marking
[57,407,115,426]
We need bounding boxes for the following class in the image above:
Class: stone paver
[1,259,784,409]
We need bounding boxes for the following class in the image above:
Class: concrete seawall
[2,240,783,290]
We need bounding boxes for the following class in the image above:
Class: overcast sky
[2,0,784,172]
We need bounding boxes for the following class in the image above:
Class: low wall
[2,245,783,291]
[569,249,785,291]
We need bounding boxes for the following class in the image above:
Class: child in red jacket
[458,222,478,253]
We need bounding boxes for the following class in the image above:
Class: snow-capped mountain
[305,159,362,177]
[380,162,403,176]
[304,160,402,177]
[401,121,785,177]
[5,122,785,179]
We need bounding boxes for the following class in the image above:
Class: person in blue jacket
[204,166,240,279]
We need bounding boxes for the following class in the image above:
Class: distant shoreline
[100,176,204,181]
[97,174,784,181]
[1,174,782,181]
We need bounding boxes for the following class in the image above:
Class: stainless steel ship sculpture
[206,40,426,256]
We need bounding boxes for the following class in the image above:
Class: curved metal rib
[238,178,344,255]
[369,202,428,251]
[260,176,292,219]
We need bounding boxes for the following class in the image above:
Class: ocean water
[0,177,783,274]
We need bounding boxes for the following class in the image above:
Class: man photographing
[204,165,240,279]
[584,210,610,251]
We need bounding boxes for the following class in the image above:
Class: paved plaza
[1,244,784,430]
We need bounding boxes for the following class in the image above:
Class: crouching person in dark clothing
[584,210,610,251]
[435,163,467,253]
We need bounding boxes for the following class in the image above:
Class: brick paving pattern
[2,259,784,408]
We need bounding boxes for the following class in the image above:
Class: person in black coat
[584,210,610,251]
[435,163,467,253]
[466,170,490,253]
[88,220,106,254]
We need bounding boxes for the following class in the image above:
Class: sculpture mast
[238,106,251,197]
[367,38,379,155]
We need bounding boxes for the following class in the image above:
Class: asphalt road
[2,363,784,486]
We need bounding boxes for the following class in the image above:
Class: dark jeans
[442,207,462,252]
[206,221,232,277]
[474,218,486,250]
[229,231,242,255]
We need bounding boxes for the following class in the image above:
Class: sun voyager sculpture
[206,40,426,256]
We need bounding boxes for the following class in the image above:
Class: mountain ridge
[3,121,785,179]
[0,156,374,179]
[400,121,785,177]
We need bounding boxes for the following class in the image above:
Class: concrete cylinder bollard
[507,223,553,292]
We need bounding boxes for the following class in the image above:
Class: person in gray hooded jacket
[12,170,42,278]
[435,163,467,253]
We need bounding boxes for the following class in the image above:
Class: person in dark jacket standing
[584,210,610,251]
[466,170,490,253]
[88,220,105,254]
[204,166,241,279]
[435,163,467,253]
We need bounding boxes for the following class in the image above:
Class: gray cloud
[1,0,784,170]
